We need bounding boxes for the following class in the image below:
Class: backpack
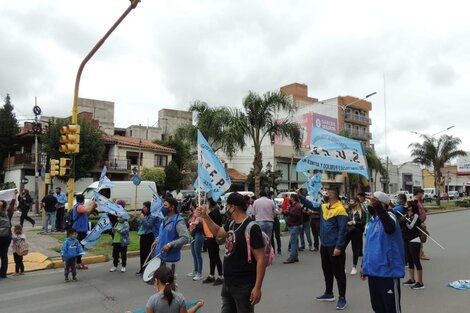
[65,204,79,230]
[230,220,274,267]
[16,238,29,256]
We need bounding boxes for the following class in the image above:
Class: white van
[423,188,436,202]
[72,181,157,210]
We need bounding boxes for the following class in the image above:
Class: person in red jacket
[283,194,303,264]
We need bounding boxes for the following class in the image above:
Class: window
[154,154,168,167]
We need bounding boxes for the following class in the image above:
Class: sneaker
[213,277,223,286]
[313,247,319,251]
[276,251,282,256]
[402,279,416,286]
[299,246,305,251]
[336,297,347,310]
[315,294,335,302]
[309,246,315,252]
[411,282,425,290]
[109,267,117,272]
[78,264,88,270]
[350,267,357,275]
[193,274,203,281]
[187,272,196,277]
[283,258,297,264]
[202,276,215,284]
[65,277,70,282]
[420,254,430,260]
[72,276,78,281]
[121,267,126,273]
[135,271,143,276]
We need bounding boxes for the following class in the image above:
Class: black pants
[368,276,401,313]
[20,211,35,227]
[206,238,223,276]
[112,243,128,267]
[344,229,363,266]
[310,218,320,249]
[14,252,24,273]
[56,207,65,231]
[405,241,422,270]
[271,217,282,253]
[139,233,155,273]
[76,232,87,264]
[320,245,346,298]
[221,283,254,313]
[0,237,11,278]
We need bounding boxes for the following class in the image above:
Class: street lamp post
[66,0,141,210]
[266,161,272,192]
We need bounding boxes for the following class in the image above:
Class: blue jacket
[54,192,67,207]
[362,214,405,278]
[137,214,156,236]
[153,216,162,239]
[61,237,84,261]
[72,203,89,233]
[299,195,348,249]
[156,214,185,262]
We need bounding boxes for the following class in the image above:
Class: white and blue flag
[296,127,369,179]
[93,191,130,219]
[98,165,114,188]
[303,172,323,202]
[80,213,112,248]
[194,130,231,201]
[148,185,164,218]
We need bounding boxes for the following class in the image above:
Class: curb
[50,255,109,269]
[427,207,470,215]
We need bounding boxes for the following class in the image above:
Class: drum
[143,256,161,283]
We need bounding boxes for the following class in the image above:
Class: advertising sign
[457,154,470,175]
[312,113,338,134]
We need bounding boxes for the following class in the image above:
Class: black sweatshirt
[373,203,396,234]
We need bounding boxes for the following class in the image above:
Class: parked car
[439,193,449,200]
[423,188,437,202]
[448,191,460,200]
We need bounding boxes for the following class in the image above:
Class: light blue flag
[303,172,323,202]
[196,130,231,201]
[148,185,164,218]
[93,191,130,219]
[80,213,112,248]
[193,163,212,193]
[296,127,369,179]
[98,166,114,188]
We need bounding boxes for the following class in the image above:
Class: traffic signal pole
[66,0,141,210]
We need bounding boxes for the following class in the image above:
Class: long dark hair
[406,200,420,215]
[153,266,175,305]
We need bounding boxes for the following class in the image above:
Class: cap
[373,191,390,205]
[226,192,246,209]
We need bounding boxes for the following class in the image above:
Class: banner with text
[80,213,112,248]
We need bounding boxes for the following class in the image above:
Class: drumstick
[143,246,157,268]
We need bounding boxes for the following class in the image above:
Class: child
[146,266,204,313]
[61,228,84,282]
[12,224,28,276]
[110,215,130,273]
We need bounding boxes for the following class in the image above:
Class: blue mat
[132,300,202,313]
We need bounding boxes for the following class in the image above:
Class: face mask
[70,235,77,240]
[162,207,170,216]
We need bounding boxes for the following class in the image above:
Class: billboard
[312,113,338,134]
[457,153,470,175]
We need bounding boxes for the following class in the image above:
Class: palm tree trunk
[435,170,441,206]
[253,150,263,196]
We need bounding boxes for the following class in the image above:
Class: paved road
[1,210,470,313]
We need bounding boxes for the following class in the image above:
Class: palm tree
[409,134,466,205]
[175,101,245,158]
[231,91,302,195]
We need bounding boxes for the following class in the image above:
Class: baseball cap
[226,192,246,209]
[373,191,390,205]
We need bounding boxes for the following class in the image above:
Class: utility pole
[33,98,42,214]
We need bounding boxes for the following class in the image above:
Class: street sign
[21,177,29,185]
[133,175,141,186]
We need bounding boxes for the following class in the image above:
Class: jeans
[320,245,347,298]
[0,237,11,278]
[191,232,204,274]
[14,252,24,273]
[64,257,77,278]
[288,225,301,260]
[221,283,255,313]
[44,211,56,232]
[299,219,312,248]
[257,221,273,240]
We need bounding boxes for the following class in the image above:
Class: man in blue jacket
[299,188,349,310]
[361,191,405,313]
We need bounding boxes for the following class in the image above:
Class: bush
[455,200,470,207]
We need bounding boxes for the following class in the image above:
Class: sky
[1,0,470,164]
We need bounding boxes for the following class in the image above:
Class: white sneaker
[109,267,117,272]
[121,267,126,273]
[193,273,203,281]
[350,267,357,275]
[187,272,196,277]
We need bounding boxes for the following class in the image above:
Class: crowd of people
[0,186,431,313]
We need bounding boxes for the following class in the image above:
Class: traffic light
[59,124,80,154]
[50,159,59,176]
[59,158,72,176]
[45,173,51,185]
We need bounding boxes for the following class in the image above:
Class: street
[1,209,470,313]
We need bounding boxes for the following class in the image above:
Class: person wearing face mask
[60,228,84,282]
[151,197,190,275]
[361,191,405,313]
[135,201,157,276]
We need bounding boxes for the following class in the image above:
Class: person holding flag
[135,201,156,276]
[72,194,96,270]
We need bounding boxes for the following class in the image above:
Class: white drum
[143,257,161,283]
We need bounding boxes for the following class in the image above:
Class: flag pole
[197,133,201,206]
[395,210,445,250]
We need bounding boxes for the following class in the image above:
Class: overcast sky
[1,0,469,164]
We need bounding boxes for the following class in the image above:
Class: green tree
[409,134,466,205]
[0,94,19,168]
[42,117,105,180]
[164,160,183,191]
[246,168,283,192]
[141,167,166,190]
[231,91,302,195]
[175,101,245,157]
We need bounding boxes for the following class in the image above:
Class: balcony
[2,153,47,169]
[344,113,371,125]
[344,129,372,140]
[100,159,131,171]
